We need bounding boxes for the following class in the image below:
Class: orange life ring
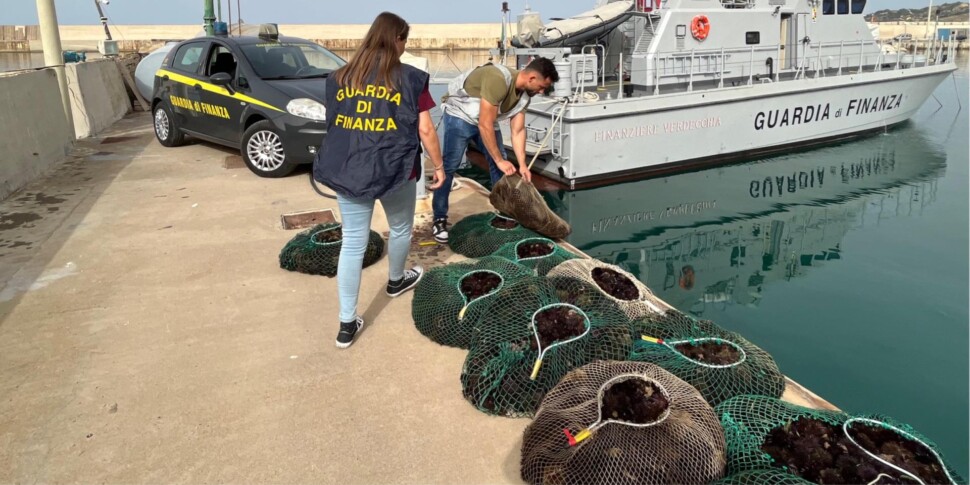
[691,15,711,41]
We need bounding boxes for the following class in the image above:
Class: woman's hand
[427,165,445,190]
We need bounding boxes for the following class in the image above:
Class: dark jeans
[432,112,508,221]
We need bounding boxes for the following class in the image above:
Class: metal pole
[93,0,112,40]
[217,0,222,22]
[203,0,215,36]
[237,0,242,35]
[618,52,624,99]
[35,0,74,140]
[926,0,933,39]
[227,0,232,36]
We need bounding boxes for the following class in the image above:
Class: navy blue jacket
[314,64,429,199]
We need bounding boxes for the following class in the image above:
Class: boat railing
[578,44,608,96]
[646,37,955,95]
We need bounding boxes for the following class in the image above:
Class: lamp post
[204,0,216,36]
[35,0,75,140]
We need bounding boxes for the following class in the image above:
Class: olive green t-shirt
[462,65,528,115]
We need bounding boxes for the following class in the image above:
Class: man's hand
[496,159,517,176]
[428,166,445,190]
[518,165,532,183]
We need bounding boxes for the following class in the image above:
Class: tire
[153,102,185,147]
[241,120,297,178]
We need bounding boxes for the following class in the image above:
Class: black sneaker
[432,219,449,244]
[386,266,424,298]
[335,316,364,349]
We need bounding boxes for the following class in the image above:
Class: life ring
[691,15,710,41]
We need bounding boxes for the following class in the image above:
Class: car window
[205,45,238,78]
[241,42,346,80]
[172,42,207,74]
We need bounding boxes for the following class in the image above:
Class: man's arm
[510,112,531,183]
[478,99,516,176]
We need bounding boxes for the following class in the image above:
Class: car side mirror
[210,72,234,94]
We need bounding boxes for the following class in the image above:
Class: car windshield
[241,42,346,80]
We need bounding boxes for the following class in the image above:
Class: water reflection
[543,127,947,314]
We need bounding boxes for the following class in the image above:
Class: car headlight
[286,98,326,121]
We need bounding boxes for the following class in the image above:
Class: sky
[3,0,941,25]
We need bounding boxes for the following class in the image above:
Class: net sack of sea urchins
[279,223,384,276]
[411,256,534,349]
[490,237,579,276]
[629,311,786,407]
[547,258,667,321]
[460,276,634,418]
[489,174,571,239]
[448,211,541,258]
[521,360,727,485]
[715,395,962,485]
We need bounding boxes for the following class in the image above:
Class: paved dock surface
[0,113,833,483]
[0,113,527,484]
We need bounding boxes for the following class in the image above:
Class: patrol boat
[495,0,959,188]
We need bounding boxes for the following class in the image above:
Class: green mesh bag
[547,259,667,321]
[521,360,726,485]
[460,276,634,418]
[712,469,810,485]
[411,256,534,349]
[279,223,385,277]
[628,311,785,407]
[490,237,579,276]
[448,212,541,258]
[717,395,963,485]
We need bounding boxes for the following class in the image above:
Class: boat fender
[691,15,710,41]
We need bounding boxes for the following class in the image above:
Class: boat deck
[0,113,833,483]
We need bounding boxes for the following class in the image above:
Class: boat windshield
[241,42,346,80]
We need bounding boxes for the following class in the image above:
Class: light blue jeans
[336,179,416,322]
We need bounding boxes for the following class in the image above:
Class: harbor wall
[873,21,970,39]
[65,59,131,139]
[0,70,72,200]
[0,23,505,53]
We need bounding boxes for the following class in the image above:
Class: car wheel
[241,120,296,178]
[153,102,185,147]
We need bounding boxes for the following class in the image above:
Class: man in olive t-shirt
[431,57,559,244]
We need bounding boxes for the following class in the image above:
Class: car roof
[179,35,318,47]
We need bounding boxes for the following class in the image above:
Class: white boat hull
[508,63,956,187]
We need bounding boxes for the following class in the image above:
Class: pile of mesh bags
[412,256,535,348]
[715,395,962,485]
[279,223,384,276]
[629,311,785,407]
[449,212,541,258]
[521,360,726,485]
[461,276,634,417]
[547,259,667,321]
[489,174,571,239]
[491,237,579,276]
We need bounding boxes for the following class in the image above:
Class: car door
[199,43,243,143]
[165,40,210,134]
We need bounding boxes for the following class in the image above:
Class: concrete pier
[0,112,837,482]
